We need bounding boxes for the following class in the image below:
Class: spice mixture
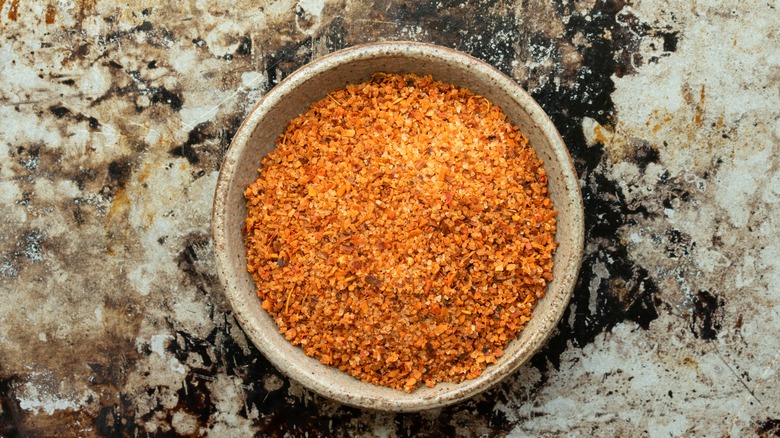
[243,73,557,391]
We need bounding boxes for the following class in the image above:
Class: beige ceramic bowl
[212,42,584,412]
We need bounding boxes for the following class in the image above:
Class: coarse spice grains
[243,73,557,391]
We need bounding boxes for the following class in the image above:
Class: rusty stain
[0,0,6,21]
[77,0,97,21]
[682,357,698,369]
[681,84,694,105]
[45,3,55,24]
[105,187,129,226]
[137,164,151,184]
[693,84,706,126]
[7,0,19,21]
[593,124,610,144]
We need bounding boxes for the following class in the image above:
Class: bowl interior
[213,43,584,412]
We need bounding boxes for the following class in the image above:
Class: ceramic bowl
[212,42,584,412]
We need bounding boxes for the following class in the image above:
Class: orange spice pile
[243,73,557,391]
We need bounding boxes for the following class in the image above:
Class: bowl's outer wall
[213,43,584,412]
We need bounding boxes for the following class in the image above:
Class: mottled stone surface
[1,0,778,436]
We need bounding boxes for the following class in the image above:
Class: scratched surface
[1,0,779,436]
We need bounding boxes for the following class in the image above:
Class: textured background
[1,0,779,436]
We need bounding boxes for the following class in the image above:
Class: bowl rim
[212,41,584,411]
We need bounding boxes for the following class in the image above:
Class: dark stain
[149,86,183,111]
[628,138,660,172]
[393,412,457,437]
[660,31,679,52]
[384,1,517,76]
[259,407,335,438]
[175,232,218,293]
[220,115,245,158]
[690,290,724,340]
[519,0,662,378]
[167,117,237,171]
[168,333,219,427]
[534,2,644,143]
[236,35,252,57]
[50,105,70,118]
[134,20,153,32]
[61,79,76,86]
[534,239,660,373]
[87,363,114,386]
[101,21,175,49]
[93,394,137,437]
[153,303,341,436]
[0,375,23,437]
[70,43,90,60]
[147,60,157,69]
[95,405,123,436]
[665,228,694,259]
[389,388,517,437]
[263,37,314,91]
[758,418,780,437]
[107,159,132,188]
[158,308,522,437]
[170,122,213,165]
[90,28,200,113]
[586,171,652,238]
[177,372,218,427]
[168,332,214,370]
[88,116,101,129]
[320,16,346,53]
[49,105,103,131]
[163,317,298,431]
[69,112,102,131]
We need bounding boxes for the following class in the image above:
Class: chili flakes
[244,73,557,391]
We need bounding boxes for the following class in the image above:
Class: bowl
[212,42,584,412]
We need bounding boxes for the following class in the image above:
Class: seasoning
[244,73,557,391]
